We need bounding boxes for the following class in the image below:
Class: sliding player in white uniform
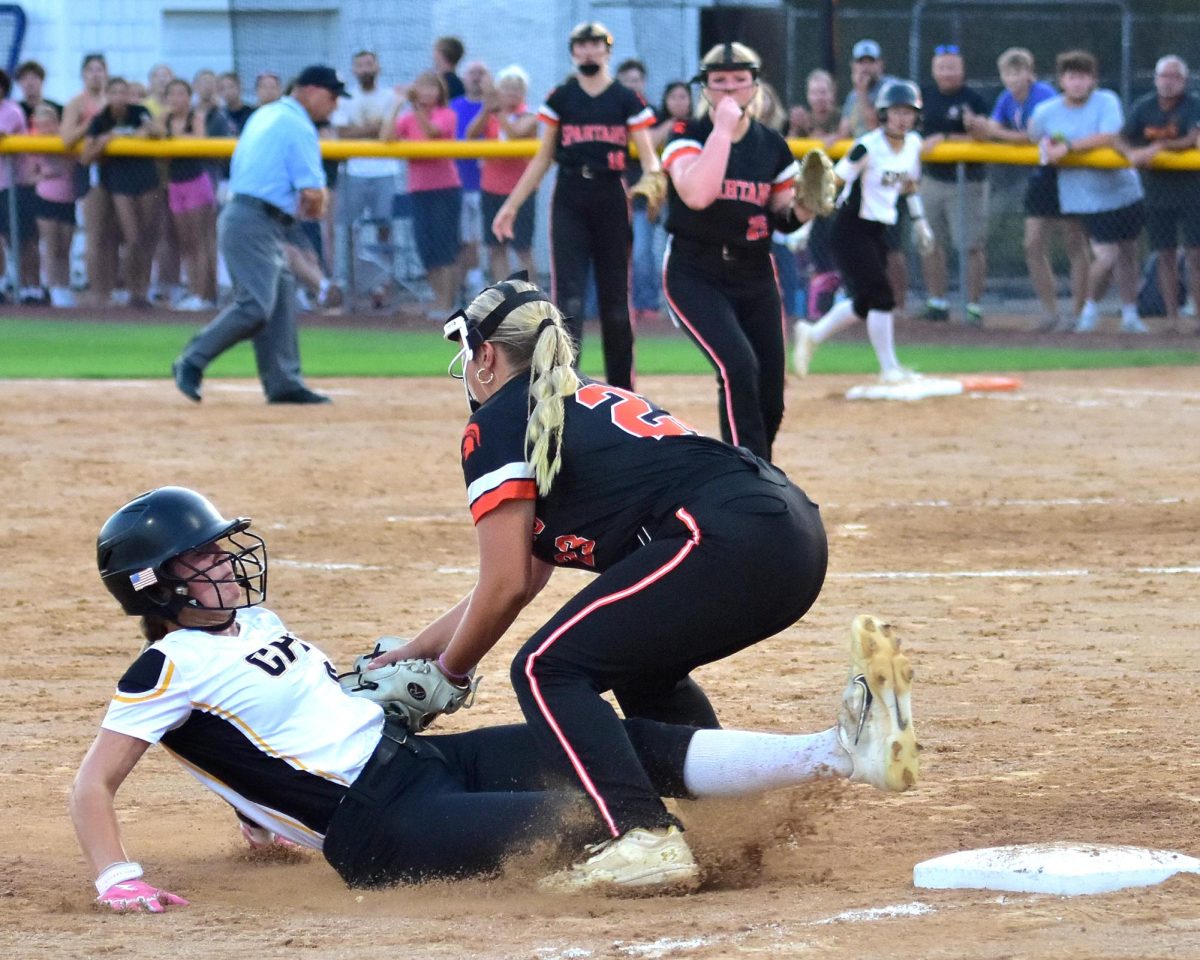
[793,80,935,383]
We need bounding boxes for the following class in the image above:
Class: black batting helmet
[97,486,266,620]
[875,79,922,122]
[569,21,613,49]
[693,41,761,85]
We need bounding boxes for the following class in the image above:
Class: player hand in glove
[340,637,479,732]
[794,148,837,217]
[97,879,189,913]
[911,218,936,257]
[629,170,668,222]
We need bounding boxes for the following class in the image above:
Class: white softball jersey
[102,606,384,850]
[834,128,923,225]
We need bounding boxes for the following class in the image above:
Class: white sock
[1120,303,1139,324]
[681,727,852,797]
[866,309,901,373]
[1080,300,1098,320]
[809,298,860,345]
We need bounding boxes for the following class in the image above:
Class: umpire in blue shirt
[172,65,346,404]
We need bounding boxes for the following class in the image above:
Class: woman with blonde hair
[367,276,915,893]
[661,42,816,461]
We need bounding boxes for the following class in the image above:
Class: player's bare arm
[494,123,556,239]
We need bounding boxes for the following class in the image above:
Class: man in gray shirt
[172,65,345,403]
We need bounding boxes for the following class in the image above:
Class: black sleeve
[117,648,169,696]
[848,142,868,162]
[86,111,107,137]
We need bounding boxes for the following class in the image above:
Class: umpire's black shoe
[172,358,203,402]
[267,387,332,405]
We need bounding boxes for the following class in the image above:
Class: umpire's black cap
[295,64,349,97]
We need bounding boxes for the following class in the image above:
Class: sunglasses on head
[934,44,961,56]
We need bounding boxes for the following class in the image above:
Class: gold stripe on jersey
[162,745,325,844]
[112,660,176,704]
[192,699,353,785]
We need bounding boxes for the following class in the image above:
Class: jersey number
[745,214,769,242]
[606,150,626,171]
[554,534,596,567]
[574,383,695,440]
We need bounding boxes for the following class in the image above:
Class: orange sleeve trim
[662,145,701,171]
[536,110,559,126]
[771,179,794,194]
[470,478,538,524]
[113,661,176,704]
[628,115,657,132]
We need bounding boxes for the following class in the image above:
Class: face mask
[578,63,602,77]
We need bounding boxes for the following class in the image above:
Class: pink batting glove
[97,879,189,913]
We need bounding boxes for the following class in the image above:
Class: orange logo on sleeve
[461,423,482,461]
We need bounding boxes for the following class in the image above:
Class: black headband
[443,272,552,351]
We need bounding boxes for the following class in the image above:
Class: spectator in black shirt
[919,45,990,325]
[434,36,466,101]
[81,77,165,307]
[218,72,255,135]
[1118,55,1200,331]
[16,60,62,121]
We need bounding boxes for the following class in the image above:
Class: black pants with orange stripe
[664,238,786,461]
[552,170,634,389]
[509,462,828,837]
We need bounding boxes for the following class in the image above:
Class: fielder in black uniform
[491,22,660,390]
[73,485,918,906]
[662,42,815,462]
[370,276,917,892]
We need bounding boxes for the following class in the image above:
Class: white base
[913,843,1200,896]
[846,378,965,401]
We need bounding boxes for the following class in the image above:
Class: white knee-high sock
[866,309,900,373]
[809,298,861,344]
[681,727,853,797]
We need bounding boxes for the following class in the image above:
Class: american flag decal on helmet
[129,568,159,591]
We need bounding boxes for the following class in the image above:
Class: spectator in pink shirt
[0,69,42,304]
[467,65,537,282]
[383,71,461,317]
[29,103,77,307]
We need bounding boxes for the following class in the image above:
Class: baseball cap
[294,64,349,97]
[852,39,882,61]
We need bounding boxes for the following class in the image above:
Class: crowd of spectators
[0,36,1198,334]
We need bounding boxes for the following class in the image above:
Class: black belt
[671,236,769,262]
[231,193,296,227]
[559,164,623,181]
[343,714,444,807]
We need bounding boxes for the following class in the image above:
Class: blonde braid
[463,280,580,495]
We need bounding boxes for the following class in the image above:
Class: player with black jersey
[491,22,659,390]
[661,43,813,462]
[793,80,935,383]
[363,275,900,893]
[73,484,918,903]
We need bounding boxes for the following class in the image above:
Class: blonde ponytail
[462,280,580,495]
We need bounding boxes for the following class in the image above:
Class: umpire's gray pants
[180,200,306,398]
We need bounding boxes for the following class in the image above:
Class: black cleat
[172,359,203,402]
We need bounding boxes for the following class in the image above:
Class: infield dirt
[1,367,1197,958]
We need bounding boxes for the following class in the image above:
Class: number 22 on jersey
[574,382,697,439]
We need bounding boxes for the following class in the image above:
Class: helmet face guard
[442,272,553,405]
[692,41,761,87]
[568,22,613,50]
[98,486,268,623]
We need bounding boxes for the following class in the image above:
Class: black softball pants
[509,460,828,839]
[322,717,695,887]
[663,238,787,462]
[831,210,894,317]
[551,170,635,389]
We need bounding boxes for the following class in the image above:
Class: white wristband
[95,860,143,896]
[906,194,926,220]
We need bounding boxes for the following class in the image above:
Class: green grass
[0,318,1197,379]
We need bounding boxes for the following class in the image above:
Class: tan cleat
[837,614,919,792]
[539,825,700,895]
[792,320,817,377]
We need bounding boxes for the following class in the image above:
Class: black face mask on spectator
[578,63,602,77]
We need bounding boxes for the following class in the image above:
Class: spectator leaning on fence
[171,64,344,406]
[29,103,76,307]
[81,76,165,309]
[435,36,466,101]
[452,61,491,299]
[467,64,538,282]
[16,60,62,122]
[218,72,254,135]
[162,78,217,311]
[61,53,116,308]
[0,68,42,304]
[918,45,990,326]
[985,47,1088,333]
[1030,50,1147,334]
[1118,55,1200,332]
[616,57,662,322]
